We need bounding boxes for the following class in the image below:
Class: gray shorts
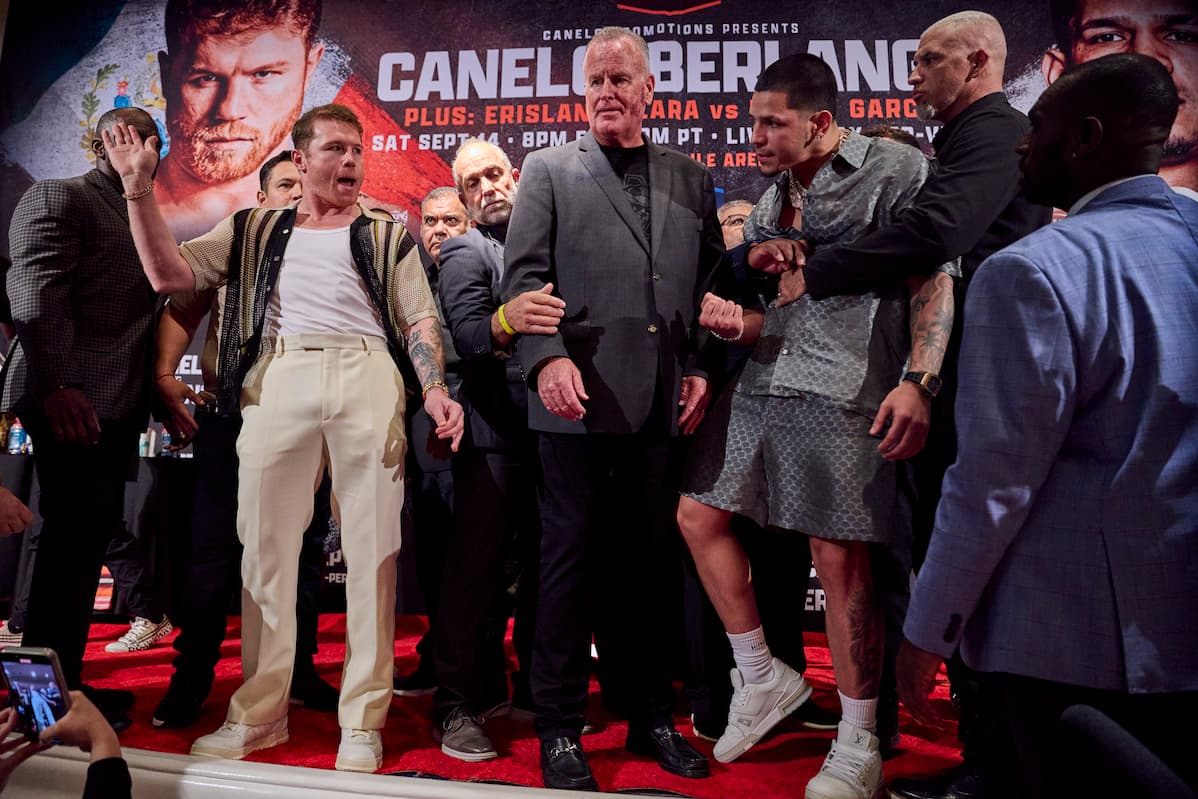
[681,388,911,544]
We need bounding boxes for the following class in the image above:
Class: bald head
[452,138,519,226]
[910,11,1008,123]
[923,11,1008,79]
[96,107,158,142]
[1046,53,1177,153]
[1019,53,1178,208]
[93,107,161,179]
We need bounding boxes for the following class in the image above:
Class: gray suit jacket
[438,225,529,451]
[501,133,726,435]
[905,177,1198,693]
[3,170,159,421]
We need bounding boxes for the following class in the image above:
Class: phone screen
[1,655,69,738]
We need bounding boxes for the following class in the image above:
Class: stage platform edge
[4,741,611,798]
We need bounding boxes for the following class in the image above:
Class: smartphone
[0,647,72,742]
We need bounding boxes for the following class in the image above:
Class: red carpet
[82,616,962,796]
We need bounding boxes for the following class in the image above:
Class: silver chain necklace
[787,128,850,211]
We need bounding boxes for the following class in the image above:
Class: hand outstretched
[101,123,160,185]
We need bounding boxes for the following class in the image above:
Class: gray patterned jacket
[3,169,159,421]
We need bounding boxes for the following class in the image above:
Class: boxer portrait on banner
[155,0,325,240]
[1042,0,1198,192]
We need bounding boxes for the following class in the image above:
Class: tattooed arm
[869,271,956,461]
[406,316,464,451]
[907,271,955,375]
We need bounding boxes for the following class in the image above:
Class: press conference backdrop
[1,0,1189,610]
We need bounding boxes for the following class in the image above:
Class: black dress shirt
[802,92,1052,298]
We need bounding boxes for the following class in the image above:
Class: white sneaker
[805,721,883,799]
[336,728,382,773]
[190,718,289,759]
[105,616,173,653]
[713,656,812,763]
[0,620,22,647]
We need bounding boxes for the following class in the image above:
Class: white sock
[838,691,877,733]
[727,627,774,684]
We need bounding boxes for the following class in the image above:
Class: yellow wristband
[421,380,449,399]
[497,304,516,335]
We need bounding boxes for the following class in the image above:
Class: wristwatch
[902,371,942,398]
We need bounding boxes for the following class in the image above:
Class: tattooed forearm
[908,272,955,374]
[405,316,446,387]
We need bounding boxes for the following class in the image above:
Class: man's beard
[170,109,296,184]
[1162,132,1195,166]
[476,201,512,226]
[915,101,938,121]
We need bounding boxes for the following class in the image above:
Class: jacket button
[647,324,658,333]
[652,273,661,281]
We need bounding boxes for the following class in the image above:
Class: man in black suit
[2,107,162,725]
[390,186,469,699]
[432,139,566,762]
[502,26,725,791]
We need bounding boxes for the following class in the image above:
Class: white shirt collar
[1067,175,1151,215]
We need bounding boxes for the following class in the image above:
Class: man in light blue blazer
[898,53,1198,798]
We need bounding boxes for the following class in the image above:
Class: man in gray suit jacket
[502,26,725,792]
[2,107,161,711]
[898,54,1198,797]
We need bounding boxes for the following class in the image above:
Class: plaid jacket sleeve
[7,179,85,394]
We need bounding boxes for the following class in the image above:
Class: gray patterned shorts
[681,388,911,544]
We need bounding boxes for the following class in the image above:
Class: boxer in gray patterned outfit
[675,54,956,799]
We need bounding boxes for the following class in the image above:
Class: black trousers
[683,516,811,727]
[19,413,142,688]
[532,427,682,740]
[167,410,327,693]
[409,464,453,671]
[984,672,1198,798]
[433,444,540,723]
[10,520,161,629]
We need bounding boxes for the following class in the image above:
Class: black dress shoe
[434,707,497,762]
[393,666,437,697]
[152,680,208,728]
[540,736,599,791]
[791,700,840,730]
[626,724,711,779]
[80,684,135,714]
[290,668,339,712]
[888,762,987,799]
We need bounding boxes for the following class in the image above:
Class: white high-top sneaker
[190,717,289,759]
[713,656,812,763]
[336,727,383,772]
[805,720,883,799]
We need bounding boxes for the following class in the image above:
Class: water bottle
[7,419,26,455]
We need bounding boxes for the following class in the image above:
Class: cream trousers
[228,333,407,730]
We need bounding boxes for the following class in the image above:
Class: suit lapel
[578,133,650,255]
[85,169,130,226]
[648,144,672,265]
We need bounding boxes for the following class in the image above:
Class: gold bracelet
[496,304,516,335]
[122,181,155,200]
[421,380,448,399]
